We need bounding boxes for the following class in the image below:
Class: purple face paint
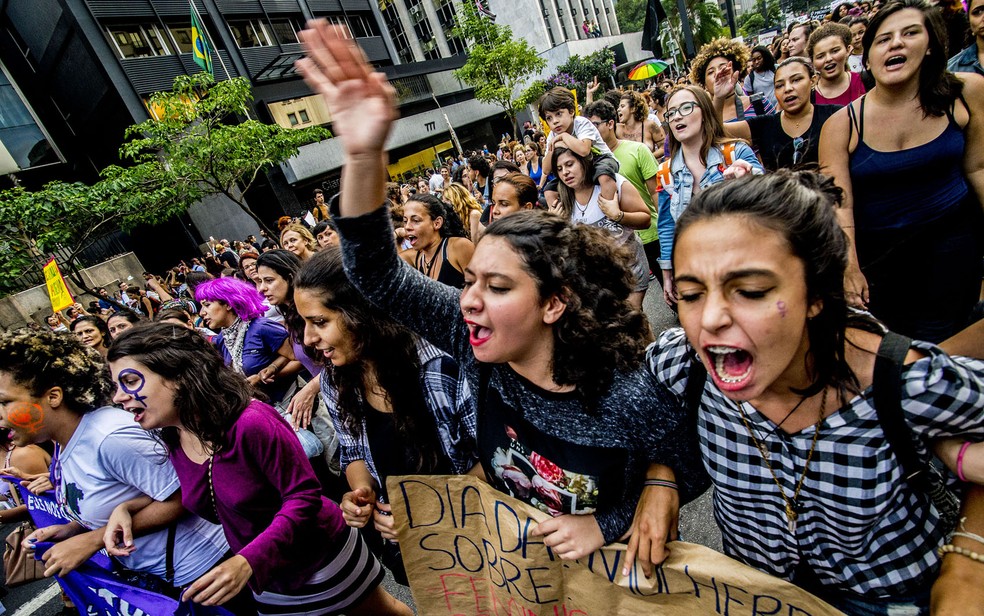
[118,368,148,408]
[777,300,788,318]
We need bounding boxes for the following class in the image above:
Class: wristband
[957,441,972,483]
[615,210,625,223]
[643,479,677,490]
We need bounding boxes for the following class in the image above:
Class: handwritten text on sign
[389,475,844,616]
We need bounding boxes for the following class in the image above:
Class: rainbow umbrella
[627,59,670,80]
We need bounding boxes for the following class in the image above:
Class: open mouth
[673,122,687,132]
[885,55,906,68]
[322,346,336,360]
[783,95,799,106]
[406,234,418,246]
[466,321,492,346]
[823,62,838,73]
[705,345,753,386]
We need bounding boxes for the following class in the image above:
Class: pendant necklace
[737,390,826,533]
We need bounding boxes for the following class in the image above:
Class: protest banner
[389,475,845,616]
[42,258,75,313]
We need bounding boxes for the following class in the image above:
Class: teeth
[707,346,739,354]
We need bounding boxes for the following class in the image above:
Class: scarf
[221,318,250,375]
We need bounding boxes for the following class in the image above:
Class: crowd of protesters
[2,0,984,614]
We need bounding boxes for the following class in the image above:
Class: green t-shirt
[612,140,659,244]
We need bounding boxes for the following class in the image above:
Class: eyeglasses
[663,101,698,122]
[792,137,806,165]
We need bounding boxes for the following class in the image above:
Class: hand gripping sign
[389,475,845,616]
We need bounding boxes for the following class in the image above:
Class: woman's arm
[710,64,752,141]
[341,460,377,528]
[469,209,483,244]
[297,21,470,361]
[932,485,984,615]
[818,106,869,308]
[598,180,651,230]
[959,74,984,212]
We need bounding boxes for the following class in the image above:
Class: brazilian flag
[191,4,213,75]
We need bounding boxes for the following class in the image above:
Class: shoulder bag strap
[872,331,928,491]
[685,355,708,425]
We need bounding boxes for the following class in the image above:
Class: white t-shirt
[56,407,228,586]
[429,173,445,193]
[569,174,649,289]
[547,116,612,155]
[848,54,864,73]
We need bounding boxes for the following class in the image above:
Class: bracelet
[614,211,625,223]
[957,441,972,483]
[643,479,678,490]
[952,517,984,549]
[939,544,984,563]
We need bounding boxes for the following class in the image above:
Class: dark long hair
[862,0,963,117]
[482,211,651,404]
[70,316,111,348]
[294,248,446,473]
[254,250,310,353]
[406,194,469,239]
[674,170,882,401]
[552,146,596,218]
[107,322,253,453]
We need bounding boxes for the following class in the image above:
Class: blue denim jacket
[656,142,763,268]
[948,44,984,76]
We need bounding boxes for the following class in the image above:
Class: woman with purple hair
[195,277,303,404]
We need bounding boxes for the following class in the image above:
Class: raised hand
[712,62,739,101]
[296,21,398,156]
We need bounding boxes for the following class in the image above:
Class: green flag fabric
[191,5,213,75]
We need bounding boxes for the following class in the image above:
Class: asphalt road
[0,282,722,615]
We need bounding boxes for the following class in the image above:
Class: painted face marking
[118,368,148,408]
[7,402,44,432]
[777,300,788,318]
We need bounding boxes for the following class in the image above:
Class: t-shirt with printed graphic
[54,407,228,586]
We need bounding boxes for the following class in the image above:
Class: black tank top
[415,237,465,289]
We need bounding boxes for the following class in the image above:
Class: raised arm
[710,64,751,142]
[296,21,470,360]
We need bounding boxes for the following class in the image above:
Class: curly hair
[620,90,649,123]
[482,211,650,404]
[0,329,112,413]
[674,170,882,402]
[690,37,751,87]
[294,248,446,472]
[280,223,318,254]
[195,277,266,321]
[107,322,253,454]
[807,21,853,59]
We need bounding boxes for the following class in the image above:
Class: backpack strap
[685,355,708,425]
[872,331,929,491]
[655,159,672,190]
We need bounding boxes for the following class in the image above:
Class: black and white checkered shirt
[648,328,984,599]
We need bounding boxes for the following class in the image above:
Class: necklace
[761,394,810,444]
[737,390,827,533]
[418,241,442,278]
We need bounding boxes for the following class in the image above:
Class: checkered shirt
[647,327,984,598]
[320,337,478,488]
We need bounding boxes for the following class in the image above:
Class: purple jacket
[169,400,346,593]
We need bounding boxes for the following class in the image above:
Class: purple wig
[195,277,267,321]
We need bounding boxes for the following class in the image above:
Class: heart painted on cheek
[7,402,44,432]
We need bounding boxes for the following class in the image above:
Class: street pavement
[0,281,721,614]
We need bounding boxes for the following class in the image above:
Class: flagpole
[190,0,232,80]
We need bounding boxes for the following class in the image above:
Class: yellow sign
[43,258,75,313]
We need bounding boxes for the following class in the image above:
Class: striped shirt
[320,337,478,488]
[647,327,984,598]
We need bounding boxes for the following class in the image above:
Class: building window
[269,19,301,45]
[379,0,416,63]
[228,19,274,48]
[298,109,310,123]
[433,0,465,55]
[406,0,440,59]
[0,63,60,172]
[348,14,381,38]
[288,112,299,125]
[168,25,194,53]
[105,24,172,59]
[537,0,557,46]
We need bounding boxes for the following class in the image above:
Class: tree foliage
[662,0,728,57]
[555,48,616,102]
[122,73,329,237]
[739,0,782,36]
[0,73,329,298]
[452,1,546,129]
[615,0,647,32]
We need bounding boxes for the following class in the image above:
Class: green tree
[663,0,728,56]
[122,73,329,238]
[554,48,616,102]
[452,1,546,132]
[615,0,647,32]
[739,0,781,36]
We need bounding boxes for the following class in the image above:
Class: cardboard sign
[42,258,75,313]
[390,475,845,616]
